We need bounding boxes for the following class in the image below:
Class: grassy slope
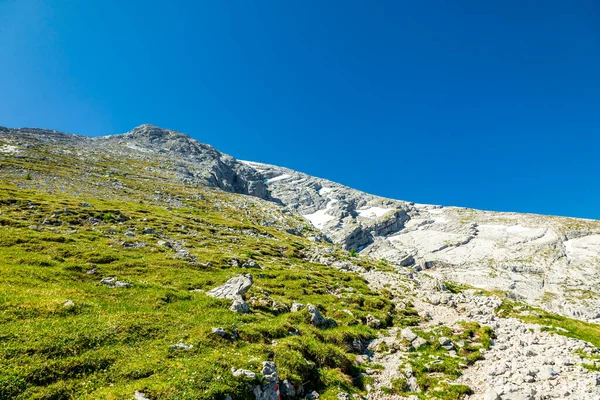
[0,144,407,400]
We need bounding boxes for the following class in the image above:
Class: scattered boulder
[307,304,336,329]
[63,300,75,308]
[157,240,172,248]
[438,337,454,350]
[412,336,428,350]
[169,343,193,350]
[253,362,280,400]
[280,380,296,397]
[366,314,382,328]
[231,367,256,379]
[537,366,557,380]
[291,301,305,312]
[401,327,418,342]
[211,327,227,338]
[483,389,500,400]
[100,277,131,288]
[207,274,253,300]
[242,259,261,269]
[143,227,155,234]
[207,274,253,314]
[134,390,151,400]
[230,298,250,314]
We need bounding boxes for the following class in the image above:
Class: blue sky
[1,1,599,219]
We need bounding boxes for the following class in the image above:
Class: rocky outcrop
[253,362,280,400]
[242,158,600,321]
[207,274,253,313]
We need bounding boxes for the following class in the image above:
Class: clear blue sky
[1,1,599,219]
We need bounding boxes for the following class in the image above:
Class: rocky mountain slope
[238,161,600,323]
[1,124,600,400]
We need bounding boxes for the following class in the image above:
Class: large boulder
[207,274,253,299]
[207,274,253,313]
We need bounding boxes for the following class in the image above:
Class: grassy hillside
[0,146,412,400]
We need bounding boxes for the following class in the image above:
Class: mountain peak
[126,124,182,138]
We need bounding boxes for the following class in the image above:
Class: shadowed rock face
[3,124,600,321]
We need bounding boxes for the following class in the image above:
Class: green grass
[0,169,398,400]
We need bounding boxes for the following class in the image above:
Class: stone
[365,314,382,328]
[63,300,75,308]
[438,336,454,350]
[100,277,131,288]
[253,362,280,400]
[412,336,428,349]
[207,274,253,300]
[211,327,227,338]
[143,227,155,234]
[242,259,261,269]
[401,327,418,342]
[207,274,253,313]
[291,301,305,312]
[229,298,250,314]
[483,389,500,400]
[169,343,192,350]
[537,366,557,380]
[281,380,296,397]
[134,391,151,400]
[337,392,350,400]
[307,304,335,329]
[231,368,256,379]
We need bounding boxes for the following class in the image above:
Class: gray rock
[401,327,418,342]
[412,336,428,349]
[291,301,305,312]
[230,298,250,314]
[211,327,227,338]
[253,362,280,400]
[100,276,131,288]
[169,343,193,350]
[438,336,454,350]
[281,379,296,397]
[207,274,253,300]
[537,366,557,380]
[231,368,256,379]
[483,389,500,400]
[365,314,382,328]
[63,300,75,308]
[242,259,261,269]
[133,391,151,400]
[307,304,334,329]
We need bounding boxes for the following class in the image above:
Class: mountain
[1,124,599,400]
